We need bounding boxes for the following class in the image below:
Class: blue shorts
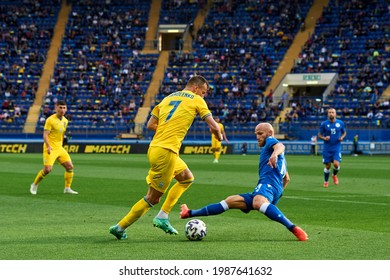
[239,183,283,213]
[322,150,342,164]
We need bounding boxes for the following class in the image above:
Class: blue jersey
[319,119,346,152]
[238,136,287,209]
[258,136,287,189]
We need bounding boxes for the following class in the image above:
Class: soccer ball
[185,219,207,241]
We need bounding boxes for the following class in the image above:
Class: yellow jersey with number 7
[150,90,211,154]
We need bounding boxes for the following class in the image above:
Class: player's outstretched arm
[222,130,229,143]
[205,116,222,141]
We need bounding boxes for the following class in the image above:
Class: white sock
[220,200,229,210]
[156,210,168,219]
[259,202,270,214]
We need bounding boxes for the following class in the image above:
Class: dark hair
[56,100,66,106]
[187,75,210,90]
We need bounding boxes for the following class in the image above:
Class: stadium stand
[283,0,389,135]
[0,0,389,142]
[0,0,61,133]
[145,0,314,140]
[159,0,200,25]
[34,0,158,138]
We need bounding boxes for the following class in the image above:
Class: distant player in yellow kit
[30,100,78,195]
[211,116,229,163]
[109,75,222,239]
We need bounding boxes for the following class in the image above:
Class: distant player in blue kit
[180,122,308,241]
[318,108,347,188]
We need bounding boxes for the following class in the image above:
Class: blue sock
[333,167,340,176]
[191,201,228,217]
[324,168,330,182]
[260,203,295,230]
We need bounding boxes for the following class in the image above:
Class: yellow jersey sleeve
[44,114,68,148]
[150,90,211,153]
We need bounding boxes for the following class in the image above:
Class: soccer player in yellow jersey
[30,100,78,195]
[109,75,222,239]
[211,116,229,163]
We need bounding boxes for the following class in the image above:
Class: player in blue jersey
[180,122,308,241]
[318,108,347,188]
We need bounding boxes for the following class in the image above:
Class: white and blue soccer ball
[185,219,207,241]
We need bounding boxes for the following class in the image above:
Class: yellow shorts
[146,146,188,193]
[43,146,71,166]
[211,138,222,151]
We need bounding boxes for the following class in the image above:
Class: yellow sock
[215,151,221,160]
[118,198,152,229]
[64,170,74,188]
[161,180,193,214]
[33,170,46,185]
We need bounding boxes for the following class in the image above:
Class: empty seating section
[291,0,389,129]
[35,0,158,136]
[0,0,60,132]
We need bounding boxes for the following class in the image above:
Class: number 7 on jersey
[166,100,182,122]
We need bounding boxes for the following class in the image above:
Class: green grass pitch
[0,153,389,260]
